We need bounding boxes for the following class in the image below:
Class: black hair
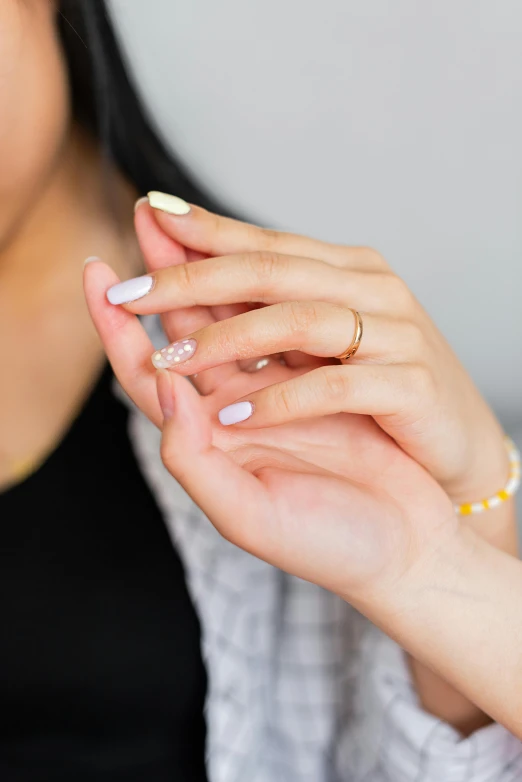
[57,0,223,211]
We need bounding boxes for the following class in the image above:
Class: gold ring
[336,310,364,363]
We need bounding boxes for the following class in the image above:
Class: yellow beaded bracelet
[454,436,521,516]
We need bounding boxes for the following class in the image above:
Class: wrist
[347,523,522,734]
[444,420,510,506]
[445,427,519,556]
[343,517,466,625]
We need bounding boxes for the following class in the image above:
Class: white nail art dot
[166,355,172,360]
[167,347,174,354]
[174,356,181,362]
[184,344,192,351]
[154,353,162,362]
[178,348,184,355]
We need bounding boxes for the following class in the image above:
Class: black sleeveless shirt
[0,366,208,781]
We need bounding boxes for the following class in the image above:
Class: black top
[0,366,208,782]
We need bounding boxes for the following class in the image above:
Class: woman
[1,1,521,780]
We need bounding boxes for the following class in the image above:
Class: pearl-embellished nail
[218,401,254,426]
[107,275,154,305]
[152,339,197,369]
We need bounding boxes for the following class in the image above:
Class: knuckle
[393,277,416,310]
[274,382,301,417]
[360,246,389,270]
[254,224,282,249]
[252,250,285,283]
[407,363,436,401]
[403,320,425,355]
[319,366,350,404]
[211,210,226,238]
[376,272,415,310]
[280,300,320,336]
[341,245,388,271]
[160,438,177,470]
[175,260,197,296]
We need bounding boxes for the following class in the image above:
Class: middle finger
[108,252,389,315]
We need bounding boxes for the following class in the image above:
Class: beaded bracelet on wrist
[454,436,520,516]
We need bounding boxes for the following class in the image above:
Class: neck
[0,124,140,308]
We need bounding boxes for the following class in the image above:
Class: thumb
[135,198,188,271]
[157,371,269,553]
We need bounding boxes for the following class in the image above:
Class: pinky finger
[83,259,162,426]
[216,363,412,428]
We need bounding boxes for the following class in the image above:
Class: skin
[1,0,518,742]
[85,201,519,735]
[0,0,138,489]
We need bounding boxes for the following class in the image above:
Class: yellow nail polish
[148,191,191,216]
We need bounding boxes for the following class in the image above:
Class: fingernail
[240,357,272,373]
[157,370,175,421]
[152,339,197,369]
[84,255,100,267]
[134,196,149,213]
[218,401,254,426]
[148,191,191,216]
[107,275,154,305]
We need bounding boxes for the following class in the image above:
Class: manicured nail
[152,339,197,369]
[84,255,100,267]
[107,275,154,305]
[241,357,271,373]
[148,191,191,216]
[218,401,254,426]
[134,196,149,213]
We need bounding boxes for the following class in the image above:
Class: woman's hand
[84,248,456,600]
[119,198,509,514]
[84,198,522,735]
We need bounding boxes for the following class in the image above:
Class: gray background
[109,1,522,447]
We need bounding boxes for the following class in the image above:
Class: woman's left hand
[115,199,508,510]
[84,200,521,734]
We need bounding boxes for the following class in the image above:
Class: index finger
[145,191,386,271]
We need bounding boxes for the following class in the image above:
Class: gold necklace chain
[0,453,42,484]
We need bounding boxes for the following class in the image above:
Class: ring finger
[149,302,415,374]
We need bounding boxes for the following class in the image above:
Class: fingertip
[84,255,101,268]
[135,197,188,269]
[218,401,254,426]
[83,258,120,303]
[148,191,192,216]
[134,196,149,214]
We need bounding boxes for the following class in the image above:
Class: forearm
[408,498,518,734]
[352,520,522,739]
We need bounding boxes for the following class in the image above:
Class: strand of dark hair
[57,0,226,212]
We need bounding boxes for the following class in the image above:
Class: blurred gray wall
[109,1,522,452]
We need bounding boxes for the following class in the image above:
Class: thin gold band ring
[336,309,364,363]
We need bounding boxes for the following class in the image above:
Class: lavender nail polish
[218,401,254,426]
[107,275,154,305]
[152,339,197,369]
